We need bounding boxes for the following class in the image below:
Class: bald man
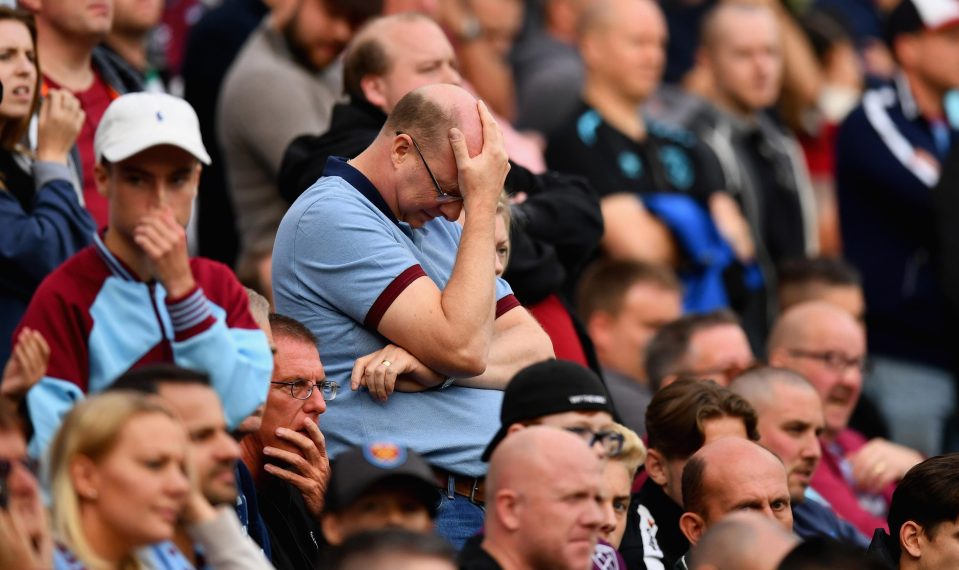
[273,84,554,545]
[678,438,793,557]
[687,511,799,570]
[460,426,605,570]
[730,367,868,547]
[768,302,922,538]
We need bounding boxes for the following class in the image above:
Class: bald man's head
[485,427,605,570]
[679,438,792,545]
[579,0,666,104]
[344,13,462,112]
[688,511,799,570]
[767,302,865,438]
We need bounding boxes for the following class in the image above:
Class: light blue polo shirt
[273,157,515,476]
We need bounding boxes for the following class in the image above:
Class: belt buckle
[469,478,480,504]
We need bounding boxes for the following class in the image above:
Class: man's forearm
[454,308,554,390]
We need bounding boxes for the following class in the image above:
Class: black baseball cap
[325,442,440,517]
[481,360,615,461]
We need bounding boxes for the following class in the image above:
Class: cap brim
[481,426,510,462]
[100,134,211,166]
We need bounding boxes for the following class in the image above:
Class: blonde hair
[609,422,647,476]
[48,392,179,570]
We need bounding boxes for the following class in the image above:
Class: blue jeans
[433,488,485,550]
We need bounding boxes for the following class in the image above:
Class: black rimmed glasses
[563,427,625,457]
[788,349,868,373]
[396,130,461,202]
[271,379,339,401]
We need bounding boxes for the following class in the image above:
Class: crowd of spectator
[0,0,958,568]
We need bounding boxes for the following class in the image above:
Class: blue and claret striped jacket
[15,233,273,457]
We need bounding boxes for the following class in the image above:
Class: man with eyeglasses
[272,83,553,548]
[458,360,623,567]
[768,301,923,538]
[238,313,340,570]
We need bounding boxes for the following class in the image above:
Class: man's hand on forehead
[448,99,509,211]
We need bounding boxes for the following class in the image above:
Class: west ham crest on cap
[363,441,407,468]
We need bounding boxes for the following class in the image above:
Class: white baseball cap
[94,92,211,165]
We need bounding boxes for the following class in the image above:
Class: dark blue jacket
[0,157,94,365]
[836,75,959,370]
[793,493,870,549]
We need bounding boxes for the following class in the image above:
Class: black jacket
[620,477,688,570]
[257,474,324,570]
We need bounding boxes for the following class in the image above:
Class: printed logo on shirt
[618,151,643,180]
[637,504,666,570]
[592,543,622,570]
[659,145,694,190]
[364,441,407,468]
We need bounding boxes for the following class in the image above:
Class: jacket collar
[322,156,399,226]
[895,72,920,121]
[93,232,138,282]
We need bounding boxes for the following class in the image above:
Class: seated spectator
[21,0,143,229]
[480,359,620,462]
[600,423,647,550]
[272,84,553,546]
[577,260,683,435]
[459,427,605,570]
[0,6,93,365]
[278,12,602,369]
[645,310,755,390]
[547,0,764,325]
[217,0,381,295]
[15,92,273,457]
[469,359,625,568]
[331,528,456,570]
[685,2,819,268]
[776,256,888,441]
[0,398,49,568]
[731,367,869,547]
[48,392,190,569]
[837,0,959,459]
[239,313,335,570]
[112,363,274,562]
[677,438,794,564]
[867,454,959,570]
[619,379,759,570]
[768,302,923,537]
[321,442,438,546]
[777,257,865,321]
[686,511,799,570]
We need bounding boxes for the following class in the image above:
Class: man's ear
[17,0,40,12]
[321,513,345,547]
[505,423,526,437]
[586,312,612,352]
[679,512,706,545]
[900,521,923,560]
[645,448,669,487]
[494,489,521,532]
[360,75,388,111]
[94,163,111,199]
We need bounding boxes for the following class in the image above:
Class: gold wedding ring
[873,461,887,476]
[382,360,392,368]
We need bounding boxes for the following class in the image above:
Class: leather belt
[432,467,486,505]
